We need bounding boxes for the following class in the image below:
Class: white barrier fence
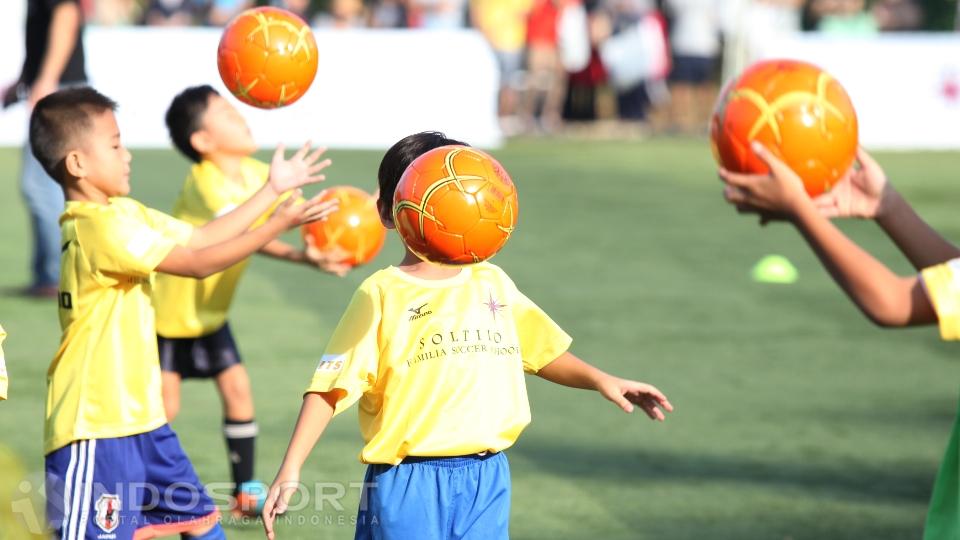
[758,34,960,150]
[0,27,502,149]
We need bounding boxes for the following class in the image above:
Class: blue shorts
[45,425,219,539]
[355,452,511,540]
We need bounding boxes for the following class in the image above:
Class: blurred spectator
[471,0,534,133]
[873,0,922,31]
[2,0,86,297]
[369,0,409,27]
[314,0,367,27]
[206,0,253,26]
[522,0,566,132]
[811,0,877,35]
[408,0,467,28]
[665,0,721,134]
[720,0,803,82]
[271,0,313,20]
[93,0,141,25]
[143,0,197,25]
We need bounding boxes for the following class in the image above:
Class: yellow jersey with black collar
[306,262,572,464]
[46,198,193,454]
[153,158,277,338]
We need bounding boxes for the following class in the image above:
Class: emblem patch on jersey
[483,291,507,321]
[408,303,433,321]
[316,354,345,373]
[95,493,121,533]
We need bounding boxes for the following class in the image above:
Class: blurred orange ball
[302,186,386,267]
[393,146,518,266]
[710,59,858,197]
[217,7,318,109]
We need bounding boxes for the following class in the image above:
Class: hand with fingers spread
[270,190,340,230]
[268,142,332,194]
[262,469,302,540]
[719,141,811,220]
[813,147,895,220]
[596,376,673,420]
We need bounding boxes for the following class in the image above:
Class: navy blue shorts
[355,452,510,540]
[670,55,716,84]
[45,425,219,539]
[158,323,241,379]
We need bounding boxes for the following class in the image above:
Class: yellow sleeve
[0,325,7,401]
[305,283,382,415]
[79,209,183,277]
[143,207,195,245]
[511,289,573,373]
[921,259,960,340]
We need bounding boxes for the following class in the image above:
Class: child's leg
[138,425,220,536]
[162,371,182,422]
[355,453,511,540]
[215,364,256,495]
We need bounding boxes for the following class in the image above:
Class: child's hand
[719,142,810,220]
[597,376,673,421]
[270,190,340,230]
[814,147,894,220]
[262,469,301,540]
[268,142,332,194]
[304,244,352,277]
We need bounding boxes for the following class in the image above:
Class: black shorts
[158,323,242,379]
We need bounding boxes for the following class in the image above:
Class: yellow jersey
[154,158,273,338]
[922,259,960,340]
[306,262,572,464]
[0,324,7,401]
[46,198,193,454]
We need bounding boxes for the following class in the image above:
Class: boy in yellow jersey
[261,132,674,540]
[153,85,350,517]
[32,87,337,540]
[720,142,960,539]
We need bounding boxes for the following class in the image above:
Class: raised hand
[814,147,893,220]
[304,244,352,277]
[268,142,332,194]
[719,142,810,218]
[597,377,673,421]
[270,190,340,230]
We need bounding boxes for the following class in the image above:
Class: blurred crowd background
[82,0,959,137]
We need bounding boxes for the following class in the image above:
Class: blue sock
[182,523,226,540]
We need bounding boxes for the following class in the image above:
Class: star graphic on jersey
[484,291,507,320]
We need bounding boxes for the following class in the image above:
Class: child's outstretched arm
[813,147,960,270]
[258,240,352,277]
[720,143,937,327]
[157,192,337,278]
[262,392,338,540]
[189,143,332,249]
[536,352,673,420]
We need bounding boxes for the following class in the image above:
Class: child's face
[73,110,132,197]
[197,95,257,157]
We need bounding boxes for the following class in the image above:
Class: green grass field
[2,138,960,539]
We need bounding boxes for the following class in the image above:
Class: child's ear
[189,130,214,157]
[64,149,84,179]
[376,198,395,230]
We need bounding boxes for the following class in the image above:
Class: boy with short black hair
[35,86,336,539]
[262,131,673,539]
[155,85,349,516]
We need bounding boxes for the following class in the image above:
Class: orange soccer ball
[302,186,386,267]
[393,146,518,266]
[217,7,318,109]
[710,59,858,197]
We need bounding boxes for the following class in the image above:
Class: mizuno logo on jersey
[408,303,433,321]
